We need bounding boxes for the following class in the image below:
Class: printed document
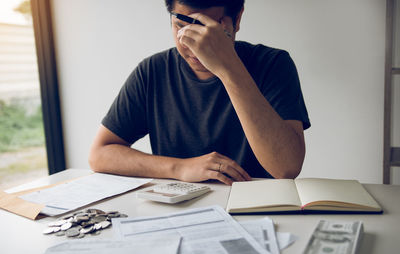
[112,205,269,254]
[276,232,297,250]
[240,217,280,254]
[44,235,181,254]
[19,173,152,216]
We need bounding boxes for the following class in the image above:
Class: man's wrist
[169,157,183,180]
[217,55,249,87]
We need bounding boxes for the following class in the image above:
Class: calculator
[136,182,211,204]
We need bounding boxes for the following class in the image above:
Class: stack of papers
[19,173,152,216]
[45,206,296,254]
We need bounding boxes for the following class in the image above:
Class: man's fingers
[208,170,233,186]
[230,161,252,181]
[177,26,206,51]
[234,162,252,181]
[188,13,218,27]
[215,154,252,181]
[203,151,252,184]
[227,163,251,181]
[219,164,245,182]
[189,13,233,39]
[177,26,201,39]
[177,32,196,49]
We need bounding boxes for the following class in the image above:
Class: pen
[170,12,204,26]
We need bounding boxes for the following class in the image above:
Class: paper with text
[240,217,280,254]
[112,205,269,254]
[19,173,152,216]
[276,232,297,250]
[44,235,181,254]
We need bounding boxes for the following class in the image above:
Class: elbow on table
[263,162,303,179]
[272,167,301,179]
[261,150,305,179]
[88,148,105,173]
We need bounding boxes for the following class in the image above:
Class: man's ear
[234,7,244,33]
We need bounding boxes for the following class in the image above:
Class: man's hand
[174,151,251,185]
[176,13,239,77]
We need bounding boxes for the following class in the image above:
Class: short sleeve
[101,64,148,144]
[260,51,310,130]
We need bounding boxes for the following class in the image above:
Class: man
[89,0,310,185]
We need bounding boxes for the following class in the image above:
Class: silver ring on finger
[218,163,222,172]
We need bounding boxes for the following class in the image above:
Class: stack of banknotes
[303,220,363,254]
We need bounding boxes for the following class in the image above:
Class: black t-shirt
[102,41,310,178]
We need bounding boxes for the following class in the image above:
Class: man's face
[170,3,231,80]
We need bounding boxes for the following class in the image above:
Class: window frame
[31,0,65,174]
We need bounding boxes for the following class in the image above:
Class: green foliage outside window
[0,100,45,153]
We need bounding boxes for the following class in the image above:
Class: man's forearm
[89,125,252,185]
[89,144,179,179]
[217,57,305,178]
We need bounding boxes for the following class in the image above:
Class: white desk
[1,169,400,254]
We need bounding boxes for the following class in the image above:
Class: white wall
[51,0,395,184]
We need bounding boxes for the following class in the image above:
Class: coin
[66,227,80,237]
[42,227,55,235]
[99,220,111,229]
[81,221,94,227]
[90,230,101,236]
[80,225,94,234]
[60,222,72,231]
[44,208,123,239]
[74,215,89,223]
[53,227,61,233]
[92,215,107,223]
[64,217,74,224]
[62,215,73,220]
[85,208,105,215]
[47,222,56,227]
[53,219,67,226]
[48,220,63,227]
[55,231,66,237]
[107,213,120,218]
[76,233,85,238]
[94,223,102,231]
[73,211,85,216]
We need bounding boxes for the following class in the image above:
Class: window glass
[0,0,48,190]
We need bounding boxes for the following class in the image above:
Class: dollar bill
[303,220,363,254]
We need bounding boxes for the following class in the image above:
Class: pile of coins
[42,208,127,238]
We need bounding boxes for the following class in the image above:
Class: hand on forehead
[172,3,227,24]
[171,12,234,38]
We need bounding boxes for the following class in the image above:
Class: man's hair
[165,0,245,26]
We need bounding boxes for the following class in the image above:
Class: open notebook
[226,178,382,214]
